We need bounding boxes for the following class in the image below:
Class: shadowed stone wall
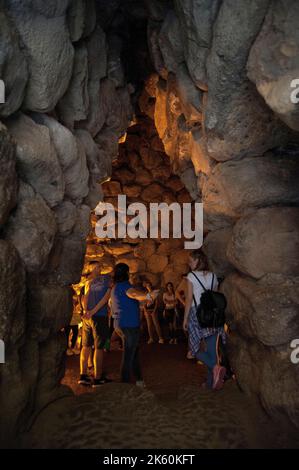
[0,0,134,445]
[141,0,299,429]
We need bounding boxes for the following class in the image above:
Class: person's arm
[152,297,158,314]
[82,282,90,315]
[183,279,193,331]
[84,288,111,319]
[126,287,148,301]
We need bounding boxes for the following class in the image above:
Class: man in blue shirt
[110,263,159,386]
[78,264,112,387]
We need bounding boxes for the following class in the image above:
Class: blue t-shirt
[87,275,110,317]
[111,281,140,328]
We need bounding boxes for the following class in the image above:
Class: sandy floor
[20,337,299,449]
[62,337,206,400]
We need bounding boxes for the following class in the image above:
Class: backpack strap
[211,273,215,290]
[190,271,207,291]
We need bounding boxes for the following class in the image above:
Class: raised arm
[126,287,148,301]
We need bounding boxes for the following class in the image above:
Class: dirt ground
[20,334,299,449]
[62,336,206,399]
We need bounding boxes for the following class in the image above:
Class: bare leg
[115,328,125,349]
[111,330,120,346]
[88,348,93,368]
[145,313,155,341]
[80,346,91,375]
[93,348,104,379]
[152,312,163,341]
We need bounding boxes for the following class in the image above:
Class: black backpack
[191,272,226,328]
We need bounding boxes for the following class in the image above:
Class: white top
[187,271,218,307]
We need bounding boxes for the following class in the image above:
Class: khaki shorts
[82,316,109,349]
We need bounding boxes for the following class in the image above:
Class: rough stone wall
[0,0,133,445]
[141,0,299,428]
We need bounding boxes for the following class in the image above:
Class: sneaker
[92,379,103,388]
[136,380,145,388]
[66,348,74,356]
[158,338,164,344]
[92,374,112,387]
[92,376,112,387]
[186,351,194,360]
[173,339,178,345]
[169,339,174,344]
[212,365,226,391]
[72,348,80,355]
[147,338,154,344]
[78,374,92,386]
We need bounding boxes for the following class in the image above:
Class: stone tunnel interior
[0,0,299,450]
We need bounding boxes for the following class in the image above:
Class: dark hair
[130,273,145,288]
[114,263,130,283]
[143,280,152,289]
[166,282,174,293]
[190,250,208,270]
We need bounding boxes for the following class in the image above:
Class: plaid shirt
[188,307,226,356]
